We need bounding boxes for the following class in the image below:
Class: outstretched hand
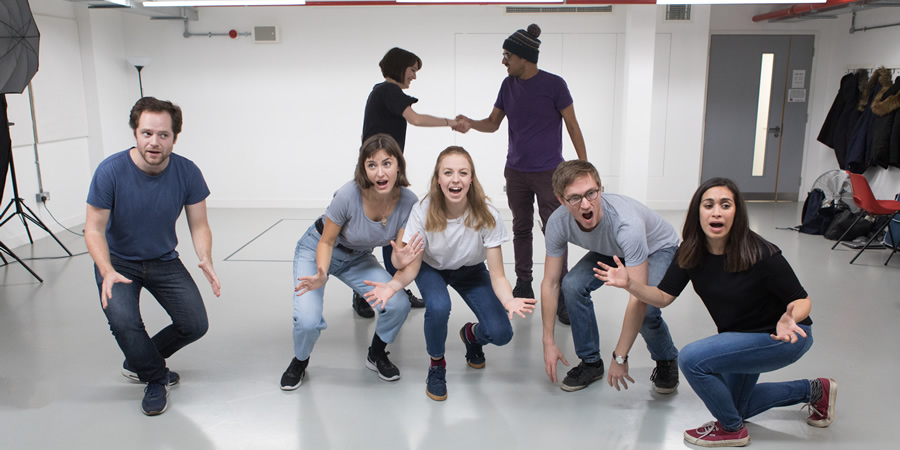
[454,115,472,133]
[543,343,570,384]
[391,233,424,269]
[607,362,635,391]
[593,255,629,288]
[505,297,537,319]
[295,266,327,297]
[198,259,221,297]
[362,280,395,311]
[771,302,807,343]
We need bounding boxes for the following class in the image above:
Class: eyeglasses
[502,52,512,60]
[564,189,599,207]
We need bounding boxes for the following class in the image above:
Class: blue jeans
[679,325,814,430]
[94,256,209,384]
[561,246,679,363]
[292,224,411,360]
[416,262,513,358]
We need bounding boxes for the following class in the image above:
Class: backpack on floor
[798,170,856,235]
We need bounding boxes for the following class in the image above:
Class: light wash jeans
[292,224,411,360]
[95,256,208,384]
[679,325,814,430]
[561,246,679,363]
[416,262,513,358]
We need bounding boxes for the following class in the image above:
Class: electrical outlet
[36,191,50,203]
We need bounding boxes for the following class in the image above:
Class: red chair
[832,171,900,265]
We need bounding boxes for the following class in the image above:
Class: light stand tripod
[1,96,71,282]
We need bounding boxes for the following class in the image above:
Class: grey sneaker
[561,359,605,392]
[650,358,679,394]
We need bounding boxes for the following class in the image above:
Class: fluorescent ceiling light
[657,0,824,4]
[143,0,305,6]
[397,0,564,3]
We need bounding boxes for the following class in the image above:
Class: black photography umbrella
[0,0,51,282]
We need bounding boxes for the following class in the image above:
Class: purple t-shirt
[494,70,573,172]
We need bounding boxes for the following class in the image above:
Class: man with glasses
[456,24,587,325]
[540,160,680,394]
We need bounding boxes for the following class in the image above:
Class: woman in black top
[595,178,836,448]
[355,47,467,316]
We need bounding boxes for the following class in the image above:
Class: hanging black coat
[870,75,900,169]
[818,71,862,168]
[847,68,890,173]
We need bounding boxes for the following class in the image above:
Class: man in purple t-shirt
[458,23,587,324]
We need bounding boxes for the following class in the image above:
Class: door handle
[768,125,781,138]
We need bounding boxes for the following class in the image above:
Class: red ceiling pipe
[752,0,862,22]
[303,0,654,5]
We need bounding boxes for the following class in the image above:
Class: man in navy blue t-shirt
[85,97,221,416]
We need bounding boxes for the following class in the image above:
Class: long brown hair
[678,177,776,272]
[425,147,496,232]
[354,134,410,190]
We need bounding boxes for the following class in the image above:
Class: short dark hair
[354,134,410,190]
[379,48,422,84]
[551,160,602,198]
[129,97,183,138]
[678,177,776,272]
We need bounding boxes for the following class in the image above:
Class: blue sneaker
[141,380,169,416]
[426,365,447,401]
[459,323,485,369]
[123,361,179,385]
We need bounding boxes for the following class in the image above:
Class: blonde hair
[425,146,496,232]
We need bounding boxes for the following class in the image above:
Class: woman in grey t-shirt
[279,134,421,391]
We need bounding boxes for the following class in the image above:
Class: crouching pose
[365,147,536,401]
[281,134,418,390]
[596,177,836,448]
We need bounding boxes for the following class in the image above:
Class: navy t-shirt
[86,149,210,261]
[362,81,418,151]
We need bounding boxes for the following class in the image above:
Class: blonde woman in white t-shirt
[363,146,536,401]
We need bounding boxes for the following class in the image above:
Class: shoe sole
[807,378,837,428]
[652,381,679,395]
[458,327,486,369]
[683,433,749,447]
[366,358,400,381]
[426,388,447,401]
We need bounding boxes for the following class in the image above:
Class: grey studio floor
[0,202,896,449]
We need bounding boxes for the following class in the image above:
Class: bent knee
[484,324,514,347]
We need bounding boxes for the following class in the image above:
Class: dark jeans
[94,255,208,384]
[416,262,513,358]
[504,166,567,282]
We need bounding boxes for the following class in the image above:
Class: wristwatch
[612,351,628,365]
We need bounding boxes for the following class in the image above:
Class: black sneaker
[512,278,534,299]
[650,358,679,394]
[459,323,486,369]
[122,361,179,385]
[557,290,571,325]
[366,350,400,381]
[352,292,375,318]
[425,365,448,401]
[281,357,308,391]
[561,359,605,392]
[406,289,425,308]
[141,380,169,416]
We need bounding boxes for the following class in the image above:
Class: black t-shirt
[362,82,418,151]
[657,239,812,335]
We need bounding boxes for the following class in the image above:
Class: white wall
[6,2,900,250]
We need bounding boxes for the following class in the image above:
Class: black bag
[799,188,836,235]
[824,210,873,241]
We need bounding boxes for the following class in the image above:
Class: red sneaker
[807,378,837,427]
[683,421,749,447]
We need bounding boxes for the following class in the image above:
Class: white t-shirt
[402,197,509,271]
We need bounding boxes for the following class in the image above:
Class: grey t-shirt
[324,181,418,252]
[544,193,679,266]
